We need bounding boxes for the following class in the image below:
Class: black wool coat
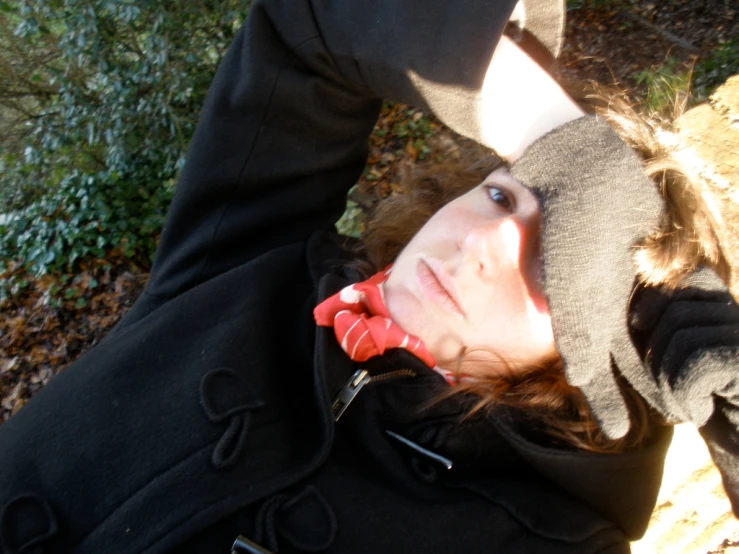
[0,1,677,553]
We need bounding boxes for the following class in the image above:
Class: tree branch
[619,10,700,54]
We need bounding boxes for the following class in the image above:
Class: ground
[1,2,738,550]
[561,0,736,95]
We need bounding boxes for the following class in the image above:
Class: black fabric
[142,0,519,304]
[285,334,640,553]
[701,398,739,514]
[336,346,672,541]
[0,495,57,554]
[0,247,327,554]
[0,0,735,552]
[0,233,663,554]
[274,486,337,551]
[628,267,739,510]
[629,267,739,425]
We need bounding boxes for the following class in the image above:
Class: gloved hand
[628,267,739,427]
[509,116,736,439]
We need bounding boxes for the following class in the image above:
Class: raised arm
[145,0,535,302]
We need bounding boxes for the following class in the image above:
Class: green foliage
[0,0,250,283]
[631,42,739,115]
[633,58,691,115]
[335,198,365,239]
[335,184,366,239]
[693,39,739,101]
[392,108,434,160]
[0,168,172,275]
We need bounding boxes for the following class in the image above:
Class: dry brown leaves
[560,0,737,93]
[0,255,146,422]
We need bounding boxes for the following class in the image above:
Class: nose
[461,216,536,280]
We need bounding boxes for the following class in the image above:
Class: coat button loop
[0,494,58,554]
[275,486,337,551]
[200,367,264,469]
[251,486,337,553]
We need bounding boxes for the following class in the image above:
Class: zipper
[332,368,416,421]
[366,369,416,383]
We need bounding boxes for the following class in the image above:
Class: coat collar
[307,230,672,540]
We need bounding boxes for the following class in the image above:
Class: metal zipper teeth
[333,368,417,421]
[368,369,416,383]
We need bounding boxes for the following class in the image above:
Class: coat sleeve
[701,400,739,515]
[623,268,739,512]
[144,0,519,302]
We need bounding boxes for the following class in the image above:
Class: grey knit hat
[506,0,566,65]
[511,117,667,439]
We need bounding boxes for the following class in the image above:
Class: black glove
[628,267,739,427]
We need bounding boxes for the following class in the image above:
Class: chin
[384,284,424,331]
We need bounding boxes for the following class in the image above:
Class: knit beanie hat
[510,116,666,439]
[506,0,566,66]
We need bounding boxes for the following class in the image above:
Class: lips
[416,257,465,317]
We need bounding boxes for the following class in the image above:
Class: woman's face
[383,168,556,376]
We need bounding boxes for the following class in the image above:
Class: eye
[484,185,514,212]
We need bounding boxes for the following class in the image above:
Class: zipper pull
[332,369,371,421]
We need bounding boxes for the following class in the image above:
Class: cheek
[474,273,555,359]
[502,298,556,363]
[408,203,468,247]
[525,297,554,346]
[387,210,460,295]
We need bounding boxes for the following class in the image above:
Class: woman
[0,1,737,553]
[350,78,738,455]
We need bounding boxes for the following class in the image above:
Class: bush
[630,41,739,117]
[0,168,171,276]
[0,0,250,281]
[693,39,739,102]
[632,58,691,115]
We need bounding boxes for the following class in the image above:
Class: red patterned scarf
[313,267,437,368]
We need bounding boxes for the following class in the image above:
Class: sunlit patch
[525,295,554,345]
[499,219,521,268]
[339,284,362,303]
